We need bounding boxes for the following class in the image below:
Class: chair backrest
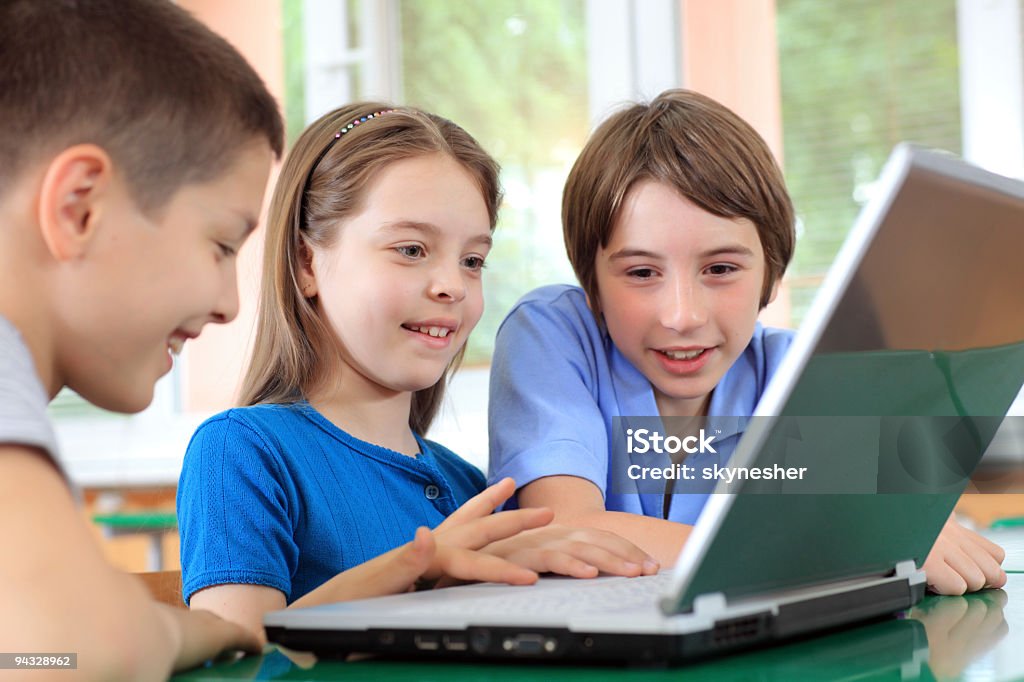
[136,570,184,608]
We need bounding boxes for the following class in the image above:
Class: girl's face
[302,153,492,398]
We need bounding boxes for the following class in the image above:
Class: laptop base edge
[265,577,925,665]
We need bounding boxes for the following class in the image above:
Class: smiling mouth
[658,348,708,361]
[402,324,453,338]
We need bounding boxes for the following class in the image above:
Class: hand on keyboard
[424,478,659,587]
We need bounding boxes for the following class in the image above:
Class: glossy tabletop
[174,530,1024,681]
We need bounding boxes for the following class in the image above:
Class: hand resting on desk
[923,514,1006,594]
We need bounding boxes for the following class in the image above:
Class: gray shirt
[0,315,60,465]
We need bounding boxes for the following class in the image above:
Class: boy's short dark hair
[0,0,284,212]
[562,89,795,318]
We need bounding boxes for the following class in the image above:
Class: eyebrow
[607,248,662,261]
[700,245,756,259]
[381,220,493,248]
[607,245,756,260]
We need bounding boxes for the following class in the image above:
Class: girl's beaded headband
[330,109,394,139]
[299,109,396,226]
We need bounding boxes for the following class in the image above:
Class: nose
[659,274,708,332]
[211,264,241,324]
[428,260,467,303]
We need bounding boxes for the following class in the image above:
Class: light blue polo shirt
[488,284,794,525]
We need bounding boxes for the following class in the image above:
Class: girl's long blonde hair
[240,103,501,434]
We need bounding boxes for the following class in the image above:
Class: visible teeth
[663,348,703,360]
[168,337,185,356]
[408,325,451,338]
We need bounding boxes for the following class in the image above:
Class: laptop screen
[670,146,1024,611]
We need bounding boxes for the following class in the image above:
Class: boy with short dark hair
[488,88,1005,595]
[0,1,277,677]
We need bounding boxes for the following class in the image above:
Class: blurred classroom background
[54,0,1024,572]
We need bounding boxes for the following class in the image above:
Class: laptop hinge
[690,592,729,619]
[893,559,923,582]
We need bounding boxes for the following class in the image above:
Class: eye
[395,244,425,259]
[705,263,739,276]
[626,267,657,280]
[216,242,237,258]
[462,255,486,272]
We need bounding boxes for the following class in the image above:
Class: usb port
[414,634,439,651]
[443,634,468,651]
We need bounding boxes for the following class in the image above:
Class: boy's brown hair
[240,103,501,434]
[562,89,795,319]
[0,0,284,211]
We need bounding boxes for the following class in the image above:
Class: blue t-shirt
[177,401,485,605]
[488,284,793,525]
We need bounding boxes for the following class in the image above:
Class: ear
[36,145,112,262]
[296,237,319,299]
[765,279,781,307]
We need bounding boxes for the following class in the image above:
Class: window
[398,0,588,363]
[776,0,962,322]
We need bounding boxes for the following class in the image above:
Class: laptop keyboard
[405,573,673,617]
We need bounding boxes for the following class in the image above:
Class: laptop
[264,145,1024,664]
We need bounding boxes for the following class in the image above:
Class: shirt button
[424,484,440,500]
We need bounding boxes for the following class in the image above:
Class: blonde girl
[177,103,657,638]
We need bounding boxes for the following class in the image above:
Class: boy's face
[57,139,273,412]
[303,153,491,398]
[594,180,771,418]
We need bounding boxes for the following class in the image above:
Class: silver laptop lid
[665,145,1024,612]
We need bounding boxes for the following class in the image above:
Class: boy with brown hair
[488,88,1005,596]
[0,1,283,676]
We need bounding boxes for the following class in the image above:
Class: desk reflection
[909,589,1008,680]
[174,582,1015,682]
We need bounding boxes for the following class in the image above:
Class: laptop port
[413,634,440,651]
[711,614,765,646]
[500,634,557,654]
[442,634,468,651]
[469,629,491,654]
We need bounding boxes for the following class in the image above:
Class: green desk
[173,538,1024,681]
[92,511,177,571]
